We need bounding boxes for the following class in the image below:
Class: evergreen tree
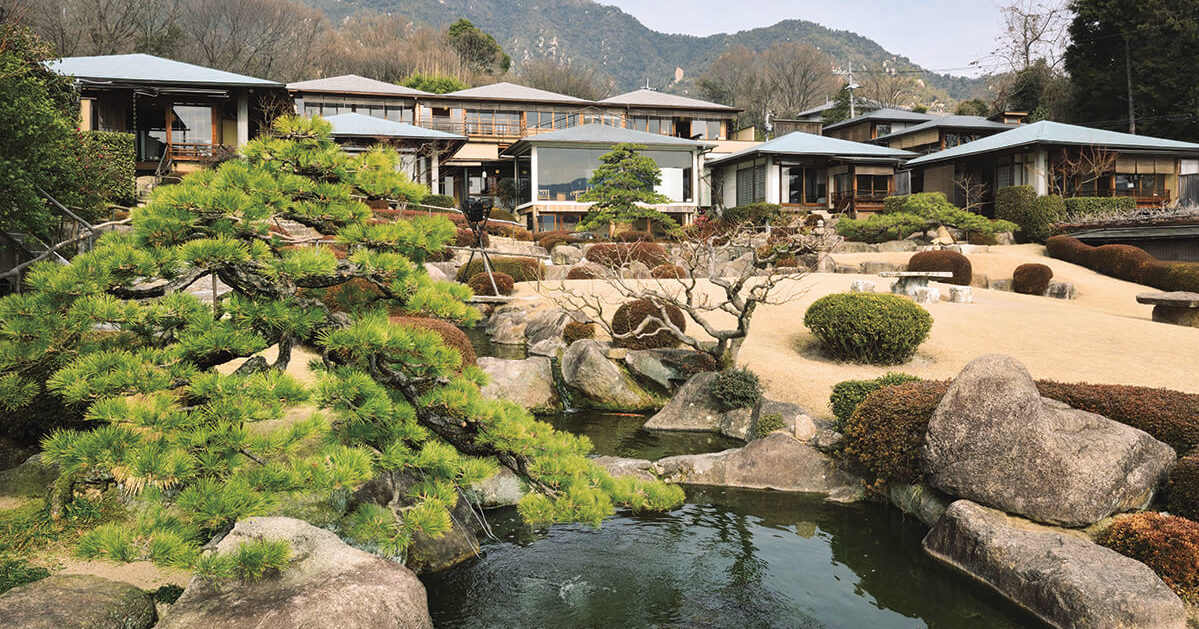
[445,18,510,75]
[398,73,468,95]
[1064,0,1199,140]
[0,116,683,572]
[577,144,675,232]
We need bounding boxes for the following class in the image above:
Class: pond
[425,413,1044,629]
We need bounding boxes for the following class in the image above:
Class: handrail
[34,185,93,230]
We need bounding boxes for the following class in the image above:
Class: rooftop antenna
[644,78,652,90]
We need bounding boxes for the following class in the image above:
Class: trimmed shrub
[1047,235,1199,292]
[565,266,602,280]
[907,250,972,286]
[1012,263,1053,295]
[1149,262,1199,293]
[389,316,477,367]
[753,413,785,439]
[423,194,456,209]
[79,130,136,206]
[709,368,762,412]
[563,321,595,344]
[615,230,653,243]
[456,256,543,282]
[454,228,489,248]
[489,208,518,222]
[830,372,922,429]
[513,227,534,241]
[1092,244,1158,284]
[842,381,951,487]
[650,264,686,279]
[1064,196,1136,219]
[721,202,781,225]
[1098,512,1199,603]
[1045,235,1095,267]
[467,271,514,296]
[610,299,686,350]
[538,230,579,252]
[1034,381,1199,455]
[804,293,933,365]
[994,185,1037,239]
[585,242,669,269]
[1168,455,1199,521]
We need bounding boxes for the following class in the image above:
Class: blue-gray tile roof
[502,123,710,156]
[324,113,465,140]
[48,54,281,87]
[707,131,916,165]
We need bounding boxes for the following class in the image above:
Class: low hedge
[1098,512,1199,603]
[830,372,922,429]
[709,368,762,412]
[79,130,136,206]
[611,299,686,350]
[467,271,514,296]
[1168,455,1199,521]
[563,321,595,344]
[565,266,603,280]
[615,230,654,243]
[1012,263,1053,295]
[721,202,781,225]
[489,208,518,222]
[994,186,1037,239]
[1046,235,1199,292]
[804,293,933,365]
[842,381,950,486]
[389,316,477,367]
[650,264,686,279]
[423,194,456,209]
[1064,196,1136,219]
[457,257,543,282]
[585,242,669,269]
[1035,381,1199,455]
[455,228,489,248]
[907,250,972,286]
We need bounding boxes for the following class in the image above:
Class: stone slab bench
[1137,291,1199,327]
[879,271,954,297]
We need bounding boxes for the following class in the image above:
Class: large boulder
[466,466,526,508]
[721,398,817,442]
[0,437,34,471]
[524,308,572,348]
[559,340,659,411]
[623,348,715,393]
[643,372,723,431]
[157,517,431,629]
[922,354,1175,527]
[353,472,479,574]
[484,305,528,346]
[0,453,58,498]
[923,500,1185,629]
[653,433,856,494]
[477,356,560,414]
[550,245,582,265]
[0,574,156,629]
[591,456,656,482]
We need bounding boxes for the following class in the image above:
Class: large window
[627,116,674,136]
[527,109,574,130]
[537,147,693,203]
[466,109,520,136]
[536,213,581,232]
[944,133,981,149]
[782,166,827,205]
[171,104,213,147]
[855,174,891,201]
[1115,173,1166,198]
[693,119,723,140]
[736,164,766,206]
[581,112,621,126]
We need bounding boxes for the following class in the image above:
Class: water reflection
[547,411,742,461]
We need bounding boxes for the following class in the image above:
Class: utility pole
[834,61,860,118]
[1124,36,1136,134]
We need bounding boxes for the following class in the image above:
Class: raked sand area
[514,244,1199,417]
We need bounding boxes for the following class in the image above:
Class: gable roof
[502,123,709,156]
[874,115,1015,143]
[288,75,429,97]
[707,131,916,166]
[906,120,1199,167]
[324,113,464,140]
[443,81,586,104]
[48,54,280,88]
[822,107,935,132]
[598,89,737,112]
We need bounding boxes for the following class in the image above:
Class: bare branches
[0,217,130,281]
[1052,145,1117,195]
[993,0,1071,72]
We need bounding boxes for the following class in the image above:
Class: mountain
[300,0,984,102]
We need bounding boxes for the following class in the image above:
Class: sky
[601,0,1008,77]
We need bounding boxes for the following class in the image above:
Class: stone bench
[1137,291,1199,327]
[878,271,954,297]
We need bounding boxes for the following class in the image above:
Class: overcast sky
[601,0,1008,77]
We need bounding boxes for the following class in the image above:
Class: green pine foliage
[0,115,684,575]
[837,193,1017,243]
[578,144,677,232]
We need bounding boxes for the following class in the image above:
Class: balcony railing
[169,143,219,161]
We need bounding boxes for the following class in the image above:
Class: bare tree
[1051,146,1117,196]
[699,44,769,133]
[760,42,838,117]
[517,57,612,101]
[953,173,989,213]
[550,223,835,365]
[180,0,325,82]
[993,0,1070,72]
[857,68,919,109]
[21,0,182,56]
[315,13,468,84]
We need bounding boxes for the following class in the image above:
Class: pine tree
[578,143,676,232]
[0,116,684,573]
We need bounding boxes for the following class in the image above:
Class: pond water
[426,414,1043,629]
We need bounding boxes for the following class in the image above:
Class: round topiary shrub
[456,256,543,282]
[615,230,653,243]
[513,227,533,241]
[1168,455,1199,521]
[455,228,489,248]
[1098,512,1199,603]
[709,368,762,412]
[1012,263,1053,295]
[906,250,972,286]
[389,316,477,367]
[467,271,514,296]
[563,321,596,344]
[841,380,950,487]
[830,372,922,429]
[585,243,669,269]
[804,293,933,365]
[650,264,686,279]
[566,266,602,280]
[610,299,686,349]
